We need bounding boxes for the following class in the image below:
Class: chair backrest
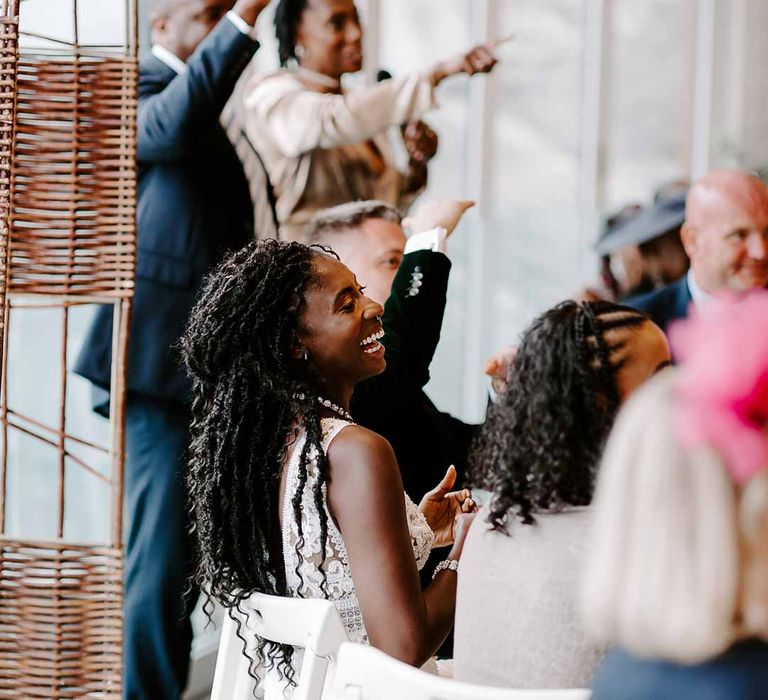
[211,593,348,700]
[332,643,592,700]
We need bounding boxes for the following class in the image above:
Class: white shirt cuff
[404,227,448,256]
[226,10,257,39]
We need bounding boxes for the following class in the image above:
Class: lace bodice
[281,418,434,644]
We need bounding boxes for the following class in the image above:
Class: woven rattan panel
[0,5,19,365]
[0,540,122,697]
[8,54,137,298]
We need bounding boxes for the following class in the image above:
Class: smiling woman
[180,239,476,695]
[228,0,498,240]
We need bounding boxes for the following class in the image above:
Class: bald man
[74,1,270,697]
[627,169,768,331]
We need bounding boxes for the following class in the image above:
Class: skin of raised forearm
[231,0,269,27]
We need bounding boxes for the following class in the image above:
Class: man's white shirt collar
[151,45,186,75]
[687,268,714,310]
[151,11,256,75]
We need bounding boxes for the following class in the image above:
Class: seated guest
[233,0,499,240]
[582,291,768,699]
[598,191,689,298]
[454,300,671,689]
[637,182,690,287]
[586,203,650,301]
[181,240,477,695]
[627,169,768,331]
[307,199,477,502]
[585,186,689,304]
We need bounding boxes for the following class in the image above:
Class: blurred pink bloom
[669,289,768,484]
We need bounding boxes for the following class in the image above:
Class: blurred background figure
[229,0,498,240]
[74,1,271,697]
[590,203,649,301]
[582,290,768,700]
[586,181,689,303]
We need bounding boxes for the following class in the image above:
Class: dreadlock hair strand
[181,239,338,687]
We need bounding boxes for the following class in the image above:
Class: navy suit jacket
[352,250,478,501]
[593,642,768,700]
[625,276,693,333]
[75,20,259,406]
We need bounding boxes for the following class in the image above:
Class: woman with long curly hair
[453,300,671,690]
[180,239,475,696]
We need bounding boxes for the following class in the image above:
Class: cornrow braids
[274,0,309,66]
[580,301,620,407]
[180,239,337,688]
[469,300,646,531]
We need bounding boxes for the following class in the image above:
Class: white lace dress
[262,418,435,698]
[281,417,434,643]
[226,418,434,700]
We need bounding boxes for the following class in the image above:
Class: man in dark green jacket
[307,199,478,503]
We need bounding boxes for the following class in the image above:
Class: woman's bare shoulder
[327,423,396,468]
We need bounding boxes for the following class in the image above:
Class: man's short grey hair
[307,200,402,244]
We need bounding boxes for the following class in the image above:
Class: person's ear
[150,13,168,41]
[680,222,697,259]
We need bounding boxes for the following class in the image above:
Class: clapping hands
[419,465,478,548]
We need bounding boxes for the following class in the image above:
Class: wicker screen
[0,1,138,697]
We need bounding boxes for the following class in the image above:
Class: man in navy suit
[74,1,270,697]
[628,170,768,332]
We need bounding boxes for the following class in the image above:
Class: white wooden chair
[331,642,591,700]
[211,593,348,700]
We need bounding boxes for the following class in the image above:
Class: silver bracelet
[432,559,459,579]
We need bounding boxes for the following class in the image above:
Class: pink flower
[669,289,768,484]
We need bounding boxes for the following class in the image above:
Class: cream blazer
[232,69,437,241]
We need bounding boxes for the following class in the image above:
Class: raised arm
[243,72,436,159]
[242,41,498,159]
[351,202,474,420]
[326,426,470,666]
[138,10,262,163]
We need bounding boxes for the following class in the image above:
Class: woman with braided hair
[181,238,475,696]
[454,300,671,690]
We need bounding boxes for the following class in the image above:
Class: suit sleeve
[138,19,259,163]
[352,250,451,418]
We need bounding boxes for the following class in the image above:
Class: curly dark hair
[470,300,647,532]
[180,238,337,687]
[274,0,309,66]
